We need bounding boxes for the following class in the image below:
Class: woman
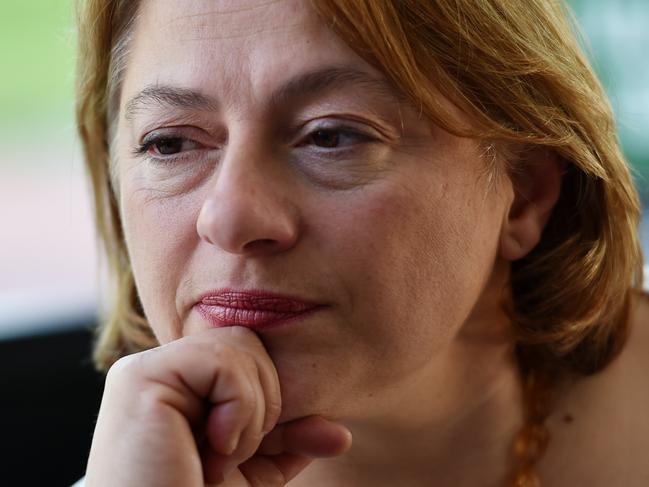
[75,0,647,485]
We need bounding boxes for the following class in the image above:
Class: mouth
[195,289,325,331]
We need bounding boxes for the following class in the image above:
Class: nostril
[243,238,277,253]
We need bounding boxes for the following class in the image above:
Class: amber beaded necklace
[509,352,558,487]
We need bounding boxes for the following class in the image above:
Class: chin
[274,359,358,424]
[276,370,325,423]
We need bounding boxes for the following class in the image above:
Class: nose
[196,145,300,256]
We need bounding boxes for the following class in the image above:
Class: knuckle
[105,352,144,385]
[104,353,174,416]
[213,367,259,419]
[211,346,258,385]
[133,385,170,416]
[208,341,241,366]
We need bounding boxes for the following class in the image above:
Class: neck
[294,267,526,486]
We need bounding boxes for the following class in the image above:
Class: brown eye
[310,129,340,148]
[136,135,203,159]
[302,125,376,151]
[151,137,184,155]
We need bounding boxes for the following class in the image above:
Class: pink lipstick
[196,289,324,330]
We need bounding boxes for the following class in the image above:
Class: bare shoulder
[539,291,649,487]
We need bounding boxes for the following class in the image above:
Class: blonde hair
[77,0,643,381]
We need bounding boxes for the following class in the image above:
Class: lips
[196,289,323,330]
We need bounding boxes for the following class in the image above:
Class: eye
[303,126,375,150]
[310,129,342,148]
[137,135,202,157]
[149,137,184,155]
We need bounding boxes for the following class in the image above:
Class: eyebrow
[124,65,406,122]
[124,85,218,121]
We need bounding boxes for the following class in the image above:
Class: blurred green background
[0,1,75,136]
[0,0,647,336]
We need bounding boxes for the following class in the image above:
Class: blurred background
[0,1,647,486]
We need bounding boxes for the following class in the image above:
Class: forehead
[151,0,312,28]
[122,0,375,108]
[138,0,320,48]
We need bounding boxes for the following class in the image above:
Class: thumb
[232,416,352,486]
[258,415,352,457]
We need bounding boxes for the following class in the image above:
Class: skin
[84,0,649,485]
[538,292,649,487]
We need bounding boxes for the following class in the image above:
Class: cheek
[121,180,200,342]
[309,175,504,375]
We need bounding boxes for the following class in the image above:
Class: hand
[84,326,352,486]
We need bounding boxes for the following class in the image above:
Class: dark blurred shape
[0,322,104,487]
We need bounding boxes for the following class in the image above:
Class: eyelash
[132,135,199,158]
[303,127,376,152]
[132,125,376,162]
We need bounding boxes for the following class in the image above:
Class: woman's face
[116,0,513,422]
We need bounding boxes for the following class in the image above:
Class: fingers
[87,327,272,487]
[98,326,283,486]
[253,353,282,434]
[203,416,353,484]
[97,326,351,487]
[204,368,259,455]
[194,328,281,483]
[230,417,352,487]
[210,326,283,435]
[200,363,265,483]
[258,416,353,457]
[127,327,279,431]
[238,453,312,486]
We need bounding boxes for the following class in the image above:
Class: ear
[500,148,565,261]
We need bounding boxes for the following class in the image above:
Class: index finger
[214,326,283,434]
